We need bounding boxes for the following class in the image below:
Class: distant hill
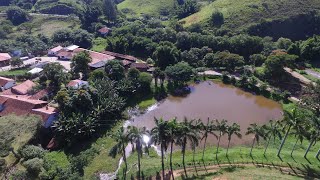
[34,0,85,15]
[181,0,320,39]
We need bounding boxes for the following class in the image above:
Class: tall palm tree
[190,119,201,172]
[109,127,129,180]
[153,67,161,87]
[277,108,304,157]
[215,119,228,160]
[127,126,147,179]
[176,118,199,178]
[246,123,265,156]
[226,123,242,156]
[151,118,169,179]
[290,121,308,157]
[200,118,217,160]
[167,118,178,180]
[304,117,320,159]
[262,120,282,155]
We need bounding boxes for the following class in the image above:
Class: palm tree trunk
[291,138,299,157]
[250,137,256,156]
[161,143,165,179]
[264,135,271,155]
[316,149,320,160]
[277,125,291,157]
[182,138,187,178]
[216,135,221,160]
[202,135,207,160]
[226,139,231,156]
[193,147,198,175]
[170,140,175,180]
[304,138,314,158]
[122,144,127,180]
[137,140,141,179]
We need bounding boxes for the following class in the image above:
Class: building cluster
[0,44,152,130]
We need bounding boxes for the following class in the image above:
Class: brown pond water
[129,81,283,148]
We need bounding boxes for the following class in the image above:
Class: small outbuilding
[0,77,15,91]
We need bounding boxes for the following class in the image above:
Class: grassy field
[0,68,30,77]
[34,0,85,12]
[119,135,320,179]
[181,0,320,29]
[91,37,107,52]
[118,0,175,17]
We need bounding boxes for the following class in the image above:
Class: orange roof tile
[0,77,14,87]
[0,53,11,62]
[11,80,36,95]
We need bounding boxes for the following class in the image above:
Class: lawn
[0,68,30,77]
[181,0,320,30]
[119,135,320,179]
[118,0,175,17]
[91,37,107,52]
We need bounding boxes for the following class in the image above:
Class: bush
[23,158,44,175]
[211,11,224,27]
[222,72,230,84]
[10,170,29,180]
[20,145,46,160]
[6,6,29,25]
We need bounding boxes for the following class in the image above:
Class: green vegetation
[0,68,30,77]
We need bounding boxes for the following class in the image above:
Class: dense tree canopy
[71,51,92,80]
[165,61,193,85]
[6,6,29,25]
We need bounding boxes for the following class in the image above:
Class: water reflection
[129,81,283,148]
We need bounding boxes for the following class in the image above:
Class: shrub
[211,11,224,27]
[20,145,46,160]
[10,170,29,180]
[23,158,44,175]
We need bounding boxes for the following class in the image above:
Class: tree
[215,119,228,160]
[225,123,242,156]
[41,63,69,92]
[72,29,94,49]
[153,42,180,70]
[276,37,293,50]
[175,118,199,178]
[246,123,265,156]
[151,118,169,179]
[165,61,193,87]
[304,117,320,159]
[138,72,152,93]
[277,108,305,157]
[262,120,282,155]
[6,6,29,25]
[109,127,129,180]
[175,0,200,19]
[209,51,245,72]
[301,82,320,117]
[105,61,125,81]
[211,11,224,27]
[264,54,298,80]
[167,118,178,180]
[200,119,217,160]
[127,67,140,87]
[249,54,266,67]
[103,0,117,22]
[153,67,161,87]
[10,57,23,68]
[127,126,147,179]
[71,51,92,80]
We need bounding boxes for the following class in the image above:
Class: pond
[128,81,283,148]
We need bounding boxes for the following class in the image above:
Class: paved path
[305,69,320,80]
[0,12,76,18]
[284,67,312,85]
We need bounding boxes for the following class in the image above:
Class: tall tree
[167,118,178,180]
[262,120,282,155]
[127,126,147,179]
[176,118,199,178]
[277,108,304,157]
[153,67,161,87]
[105,61,125,81]
[103,0,117,22]
[200,119,217,160]
[304,117,320,159]
[71,51,92,80]
[151,118,169,179]
[226,123,242,156]
[109,127,129,180]
[215,119,228,160]
[246,123,265,156]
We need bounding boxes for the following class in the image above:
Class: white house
[0,77,16,91]
[48,46,63,56]
[67,79,89,89]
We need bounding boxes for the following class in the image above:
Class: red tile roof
[0,53,11,62]
[56,50,73,59]
[32,106,57,122]
[29,89,50,100]
[0,77,14,87]
[73,48,115,65]
[11,80,36,95]
[0,95,47,116]
[130,63,149,70]
[67,79,81,87]
[98,27,111,34]
[102,51,138,61]
[122,60,132,66]
[49,46,63,53]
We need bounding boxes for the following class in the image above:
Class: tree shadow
[286,163,298,176]
[290,155,297,163]
[303,156,312,164]
[277,154,283,162]
[226,155,231,164]
[300,164,320,178]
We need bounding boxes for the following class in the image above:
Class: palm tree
[151,118,169,179]
[127,126,147,179]
[153,67,161,87]
[246,123,265,156]
[226,123,242,156]
[304,117,320,159]
[200,118,217,160]
[109,127,129,180]
[167,118,178,180]
[190,119,201,172]
[176,118,199,178]
[290,121,308,157]
[215,119,228,160]
[262,120,282,155]
[277,108,304,157]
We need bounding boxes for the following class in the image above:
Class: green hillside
[118,0,175,17]
[182,0,320,30]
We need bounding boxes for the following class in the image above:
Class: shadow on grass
[300,164,320,178]
[181,171,221,180]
